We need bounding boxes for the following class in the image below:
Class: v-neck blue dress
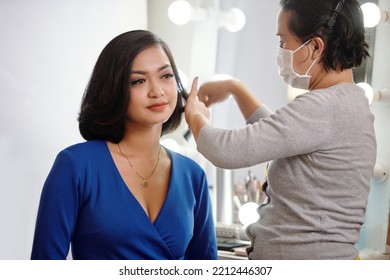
[31,140,217,260]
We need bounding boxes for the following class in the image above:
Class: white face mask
[276,40,317,90]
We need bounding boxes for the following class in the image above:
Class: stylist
[185,0,376,259]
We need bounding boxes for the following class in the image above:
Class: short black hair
[280,0,369,71]
[78,30,188,143]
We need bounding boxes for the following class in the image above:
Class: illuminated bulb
[160,138,180,152]
[168,1,246,32]
[361,2,381,28]
[357,83,390,104]
[238,202,259,226]
[287,86,308,102]
[219,8,246,32]
[357,82,374,104]
[168,0,192,25]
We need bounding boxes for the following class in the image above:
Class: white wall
[0,0,147,259]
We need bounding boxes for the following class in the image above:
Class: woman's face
[277,8,313,75]
[126,45,178,130]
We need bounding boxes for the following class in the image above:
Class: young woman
[185,0,376,259]
[31,30,217,260]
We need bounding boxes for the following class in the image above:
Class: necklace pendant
[141,180,148,188]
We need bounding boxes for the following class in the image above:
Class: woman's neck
[310,68,354,90]
[119,127,162,156]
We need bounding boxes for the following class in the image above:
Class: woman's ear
[311,37,324,58]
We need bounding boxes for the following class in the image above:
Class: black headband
[326,0,346,31]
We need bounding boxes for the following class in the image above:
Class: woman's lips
[147,102,168,111]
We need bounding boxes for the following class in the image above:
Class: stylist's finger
[188,77,199,100]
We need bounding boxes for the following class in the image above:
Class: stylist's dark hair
[78,30,188,143]
[279,0,369,72]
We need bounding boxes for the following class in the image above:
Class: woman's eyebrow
[130,64,172,75]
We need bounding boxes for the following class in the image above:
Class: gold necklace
[117,143,162,188]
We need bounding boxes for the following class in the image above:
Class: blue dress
[31,140,217,260]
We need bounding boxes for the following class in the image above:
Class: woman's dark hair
[78,30,188,143]
[279,0,369,72]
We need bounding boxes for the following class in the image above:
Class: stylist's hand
[198,80,233,107]
[185,77,210,140]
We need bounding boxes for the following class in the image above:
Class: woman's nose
[149,82,165,98]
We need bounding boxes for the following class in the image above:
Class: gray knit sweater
[197,83,376,259]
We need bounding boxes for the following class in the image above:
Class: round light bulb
[361,3,381,28]
[373,162,388,184]
[168,0,192,25]
[357,82,374,105]
[238,202,259,226]
[220,8,246,32]
[160,138,180,153]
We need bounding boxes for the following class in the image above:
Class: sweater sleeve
[246,104,273,125]
[31,150,80,260]
[196,92,334,169]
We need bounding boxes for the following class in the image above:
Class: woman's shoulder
[292,83,364,110]
[168,149,205,173]
[51,140,111,176]
[63,140,106,152]
[168,149,201,166]
[305,83,363,101]
[168,149,209,193]
[58,140,108,161]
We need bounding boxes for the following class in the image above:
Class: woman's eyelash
[163,73,174,79]
[130,79,145,85]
